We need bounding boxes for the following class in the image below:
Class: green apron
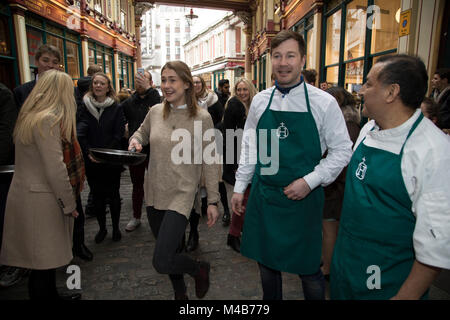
[330,113,427,299]
[241,82,324,275]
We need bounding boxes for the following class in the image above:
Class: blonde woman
[77,72,125,243]
[0,70,84,300]
[222,77,257,253]
[129,61,220,300]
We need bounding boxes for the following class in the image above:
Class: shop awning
[191,63,227,75]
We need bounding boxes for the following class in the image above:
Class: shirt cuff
[303,171,322,191]
[234,180,250,194]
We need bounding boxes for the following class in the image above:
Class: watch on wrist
[208,202,218,206]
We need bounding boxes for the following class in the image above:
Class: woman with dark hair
[129,61,220,300]
[77,72,125,243]
[321,86,361,280]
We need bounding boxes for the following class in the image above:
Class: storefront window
[96,51,104,71]
[371,0,401,54]
[344,59,364,94]
[66,41,80,80]
[0,17,11,56]
[26,15,81,82]
[325,10,341,66]
[88,49,95,66]
[26,27,43,66]
[344,0,367,60]
[306,28,315,69]
[321,0,399,91]
[326,66,339,87]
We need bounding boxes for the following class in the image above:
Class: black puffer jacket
[76,101,126,165]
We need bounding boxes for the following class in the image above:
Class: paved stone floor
[0,168,449,300]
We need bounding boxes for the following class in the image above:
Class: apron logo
[356,157,367,180]
[276,122,289,139]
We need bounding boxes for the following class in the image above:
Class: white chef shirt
[234,83,353,193]
[355,109,450,269]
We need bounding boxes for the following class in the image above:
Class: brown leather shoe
[194,261,210,299]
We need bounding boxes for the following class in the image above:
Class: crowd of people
[0,28,449,300]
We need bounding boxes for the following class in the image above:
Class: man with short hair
[431,68,450,128]
[14,44,61,109]
[301,69,317,86]
[215,79,230,107]
[231,30,352,300]
[122,70,160,231]
[331,55,450,299]
[75,64,103,112]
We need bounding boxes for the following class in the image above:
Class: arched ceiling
[135,0,254,12]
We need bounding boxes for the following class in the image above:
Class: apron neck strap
[303,81,311,113]
[400,112,424,155]
[269,81,311,113]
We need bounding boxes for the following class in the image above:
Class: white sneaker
[125,218,141,232]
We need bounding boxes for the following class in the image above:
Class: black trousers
[86,163,121,231]
[72,195,85,249]
[28,269,58,300]
[147,207,200,294]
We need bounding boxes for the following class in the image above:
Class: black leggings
[147,207,200,294]
[28,269,58,300]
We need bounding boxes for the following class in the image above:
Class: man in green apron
[331,55,450,300]
[231,30,353,300]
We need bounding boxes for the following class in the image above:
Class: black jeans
[258,263,325,300]
[28,269,58,300]
[147,207,200,294]
[72,195,85,249]
[86,163,121,231]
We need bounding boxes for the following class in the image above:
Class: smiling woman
[128,61,221,300]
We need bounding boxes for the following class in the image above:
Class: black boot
[110,196,122,242]
[94,197,107,244]
[227,234,240,253]
[73,243,93,261]
[186,211,200,252]
[186,229,199,252]
[219,182,230,225]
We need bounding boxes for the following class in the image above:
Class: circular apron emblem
[276,122,289,139]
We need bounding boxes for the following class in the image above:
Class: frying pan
[0,165,14,176]
[89,148,146,166]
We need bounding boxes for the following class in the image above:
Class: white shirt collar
[370,109,422,138]
[170,103,187,110]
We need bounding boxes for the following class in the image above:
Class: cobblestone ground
[0,168,449,300]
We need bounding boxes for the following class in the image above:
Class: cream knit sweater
[131,103,220,218]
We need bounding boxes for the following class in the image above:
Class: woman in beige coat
[0,70,84,300]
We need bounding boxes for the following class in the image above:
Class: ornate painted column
[134,2,153,68]
[236,10,254,80]
[9,0,30,83]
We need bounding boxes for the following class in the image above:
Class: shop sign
[399,10,411,37]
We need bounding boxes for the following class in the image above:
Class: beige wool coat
[0,119,77,270]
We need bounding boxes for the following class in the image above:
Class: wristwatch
[208,202,218,206]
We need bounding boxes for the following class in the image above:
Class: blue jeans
[258,263,325,300]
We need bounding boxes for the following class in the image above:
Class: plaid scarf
[62,131,85,197]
